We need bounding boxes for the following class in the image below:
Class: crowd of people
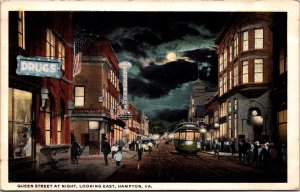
[212,139,286,170]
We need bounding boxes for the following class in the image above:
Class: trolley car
[174,122,201,154]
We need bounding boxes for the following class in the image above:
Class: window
[228,101,232,113]
[45,99,52,145]
[175,132,179,139]
[234,98,237,110]
[9,88,32,159]
[278,109,287,144]
[234,35,238,58]
[223,49,227,69]
[46,28,55,58]
[242,60,249,84]
[219,78,223,96]
[220,102,227,117]
[255,28,263,49]
[74,86,85,107]
[18,11,25,49]
[56,102,63,145]
[58,41,65,70]
[223,73,227,93]
[234,64,239,87]
[279,48,287,74]
[254,59,263,82]
[234,113,237,137]
[186,131,194,141]
[229,45,232,62]
[229,70,232,90]
[219,54,223,73]
[242,31,248,51]
[228,115,232,131]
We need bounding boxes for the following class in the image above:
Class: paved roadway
[105,142,286,182]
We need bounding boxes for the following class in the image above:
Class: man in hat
[101,138,111,166]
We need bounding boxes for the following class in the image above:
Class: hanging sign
[16,55,62,79]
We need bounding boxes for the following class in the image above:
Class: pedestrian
[114,146,123,167]
[253,141,260,167]
[118,139,125,151]
[238,140,243,162]
[230,141,236,156]
[213,140,220,160]
[148,141,153,153]
[71,137,81,165]
[137,140,143,161]
[101,138,111,166]
[262,142,271,170]
[247,144,254,165]
[111,143,118,159]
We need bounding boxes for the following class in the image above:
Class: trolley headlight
[185,141,193,145]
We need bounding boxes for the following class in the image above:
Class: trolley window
[174,132,179,139]
[179,132,185,140]
[186,131,194,141]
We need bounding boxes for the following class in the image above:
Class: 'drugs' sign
[16,55,62,79]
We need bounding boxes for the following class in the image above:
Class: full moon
[166,52,177,61]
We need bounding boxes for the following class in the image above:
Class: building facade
[215,12,286,145]
[71,40,125,155]
[9,12,73,180]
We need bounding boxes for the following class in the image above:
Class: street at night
[106,142,286,183]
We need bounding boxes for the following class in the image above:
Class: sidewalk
[202,150,238,157]
[33,149,137,182]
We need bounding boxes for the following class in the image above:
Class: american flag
[73,34,86,77]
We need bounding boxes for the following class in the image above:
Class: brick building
[9,11,73,180]
[215,12,287,145]
[71,40,125,155]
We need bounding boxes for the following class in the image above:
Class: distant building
[215,12,287,145]
[71,40,125,155]
[8,12,73,180]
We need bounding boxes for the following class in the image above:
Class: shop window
[233,64,239,87]
[9,88,32,159]
[255,28,264,49]
[234,113,237,138]
[74,86,85,107]
[45,98,53,145]
[58,41,65,70]
[279,48,287,74]
[242,60,249,84]
[18,11,25,49]
[46,28,55,58]
[242,31,248,51]
[254,59,263,82]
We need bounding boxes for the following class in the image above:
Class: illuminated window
[228,101,232,113]
[46,28,55,58]
[220,102,227,117]
[223,73,227,93]
[56,102,63,145]
[228,114,232,130]
[255,28,263,49]
[278,109,287,144]
[229,45,232,62]
[74,86,85,107]
[234,35,238,58]
[219,54,223,73]
[186,131,194,141]
[234,113,237,137]
[175,132,179,139]
[223,49,227,69]
[242,60,249,84]
[242,31,248,51]
[254,59,263,82]
[229,70,232,90]
[234,64,239,87]
[279,48,287,74]
[219,78,223,96]
[45,99,52,145]
[58,41,65,70]
[18,11,25,49]
[234,98,237,111]
[8,88,32,159]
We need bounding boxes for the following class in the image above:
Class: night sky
[74,12,229,125]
